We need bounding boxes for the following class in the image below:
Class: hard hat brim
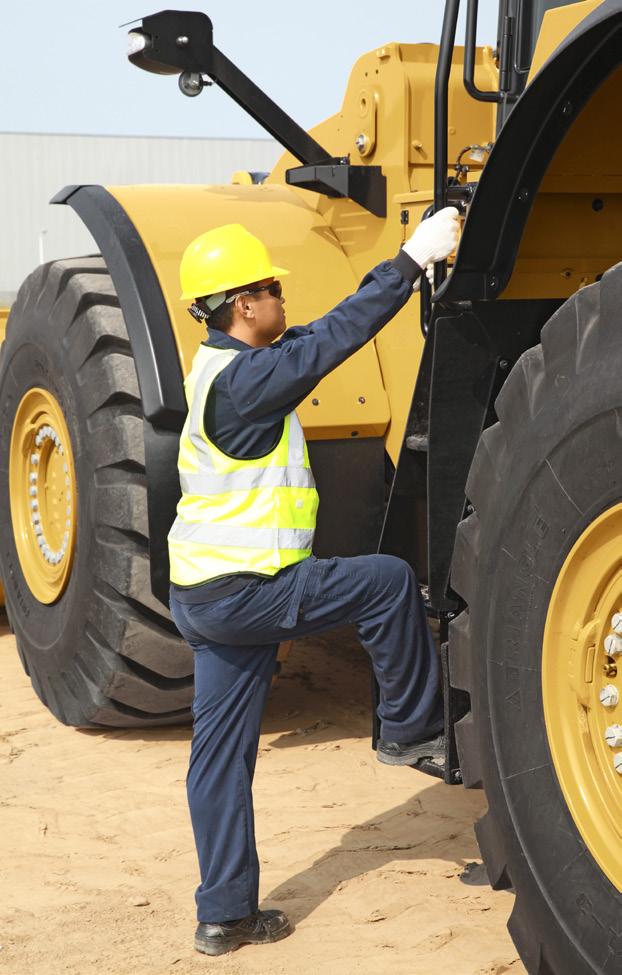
[180,265,290,301]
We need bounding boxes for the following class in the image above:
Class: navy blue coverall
[169,251,443,924]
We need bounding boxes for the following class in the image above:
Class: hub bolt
[612,612,622,634]
[604,634,622,657]
[614,754,622,775]
[600,685,619,708]
[604,724,622,748]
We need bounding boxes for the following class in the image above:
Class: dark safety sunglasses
[225,280,283,303]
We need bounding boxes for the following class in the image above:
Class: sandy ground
[0,618,525,975]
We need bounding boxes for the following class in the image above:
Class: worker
[168,209,460,957]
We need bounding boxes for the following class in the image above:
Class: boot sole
[195,921,292,956]
[377,748,444,767]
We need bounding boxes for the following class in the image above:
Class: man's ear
[235,295,255,320]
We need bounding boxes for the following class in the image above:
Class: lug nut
[600,685,619,708]
[614,754,622,775]
[612,612,622,634]
[605,634,622,656]
[605,724,622,748]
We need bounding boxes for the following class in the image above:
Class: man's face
[249,278,286,343]
[234,278,286,344]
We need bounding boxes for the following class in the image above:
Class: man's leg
[169,553,440,949]
[178,627,278,923]
[292,554,443,747]
[181,555,443,751]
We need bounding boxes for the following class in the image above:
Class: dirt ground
[0,619,525,975]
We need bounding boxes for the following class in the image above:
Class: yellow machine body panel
[0,306,8,345]
[505,59,622,299]
[108,182,390,440]
[528,0,603,80]
[109,43,497,462]
[269,43,497,459]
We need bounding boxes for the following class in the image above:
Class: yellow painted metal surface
[271,43,497,459]
[109,183,390,440]
[510,4,619,301]
[504,62,622,300]
[529,0,602,81]
[543,503,622,892]
[109,43,497,462]
[0,305,9,345]
[9,388,78,604]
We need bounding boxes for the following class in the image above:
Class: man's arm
[221,253,420,424]
[219,206,460,424]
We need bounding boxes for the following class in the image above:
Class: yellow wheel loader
[2,1,622,971]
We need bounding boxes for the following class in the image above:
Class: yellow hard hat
[179,223,289,300]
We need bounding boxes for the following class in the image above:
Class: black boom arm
[127,9,386,216]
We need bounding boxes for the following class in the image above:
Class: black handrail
[433,0,460,289]
[464,0,503,101]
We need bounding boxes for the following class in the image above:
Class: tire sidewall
[0,289,97,708]
[470,364,622,971]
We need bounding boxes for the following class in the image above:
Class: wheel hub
[543,503,622,892]
[9,388,77,604]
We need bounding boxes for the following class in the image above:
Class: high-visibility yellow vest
[168,344,319,586]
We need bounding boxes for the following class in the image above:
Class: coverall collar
[203,330,251,353]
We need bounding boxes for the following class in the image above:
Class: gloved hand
[402,206,460,269]
[412,263,436,294]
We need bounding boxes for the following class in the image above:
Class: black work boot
[194,909,292,956]
[376,732,444,767]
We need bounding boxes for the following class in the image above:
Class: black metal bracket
[129,10,386,218]
[440,641,470,785]
[286,162,387,218]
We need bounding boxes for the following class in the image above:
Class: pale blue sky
[1,1,500,139]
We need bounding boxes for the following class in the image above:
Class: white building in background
[0,132,280,298]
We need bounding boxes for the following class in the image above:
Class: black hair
[205,300,234,333]
[188,296,235,333]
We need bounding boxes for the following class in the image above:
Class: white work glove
[412,263,436,293]
[403,206,460,269]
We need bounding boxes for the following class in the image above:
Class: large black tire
[0,258,193,727]
[450,263,622,974]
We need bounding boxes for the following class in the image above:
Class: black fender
[52,184,185,605]
[52,184,186,430]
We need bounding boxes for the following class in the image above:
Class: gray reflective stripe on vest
[287,412,306,467]
[180,466,315,495]
[188,349,238,457]
[169,519,314,551]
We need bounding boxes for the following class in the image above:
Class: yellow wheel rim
[9,388,77,604]
[543,503,622,892]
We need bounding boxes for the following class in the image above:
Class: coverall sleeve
[220,252,421,424]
